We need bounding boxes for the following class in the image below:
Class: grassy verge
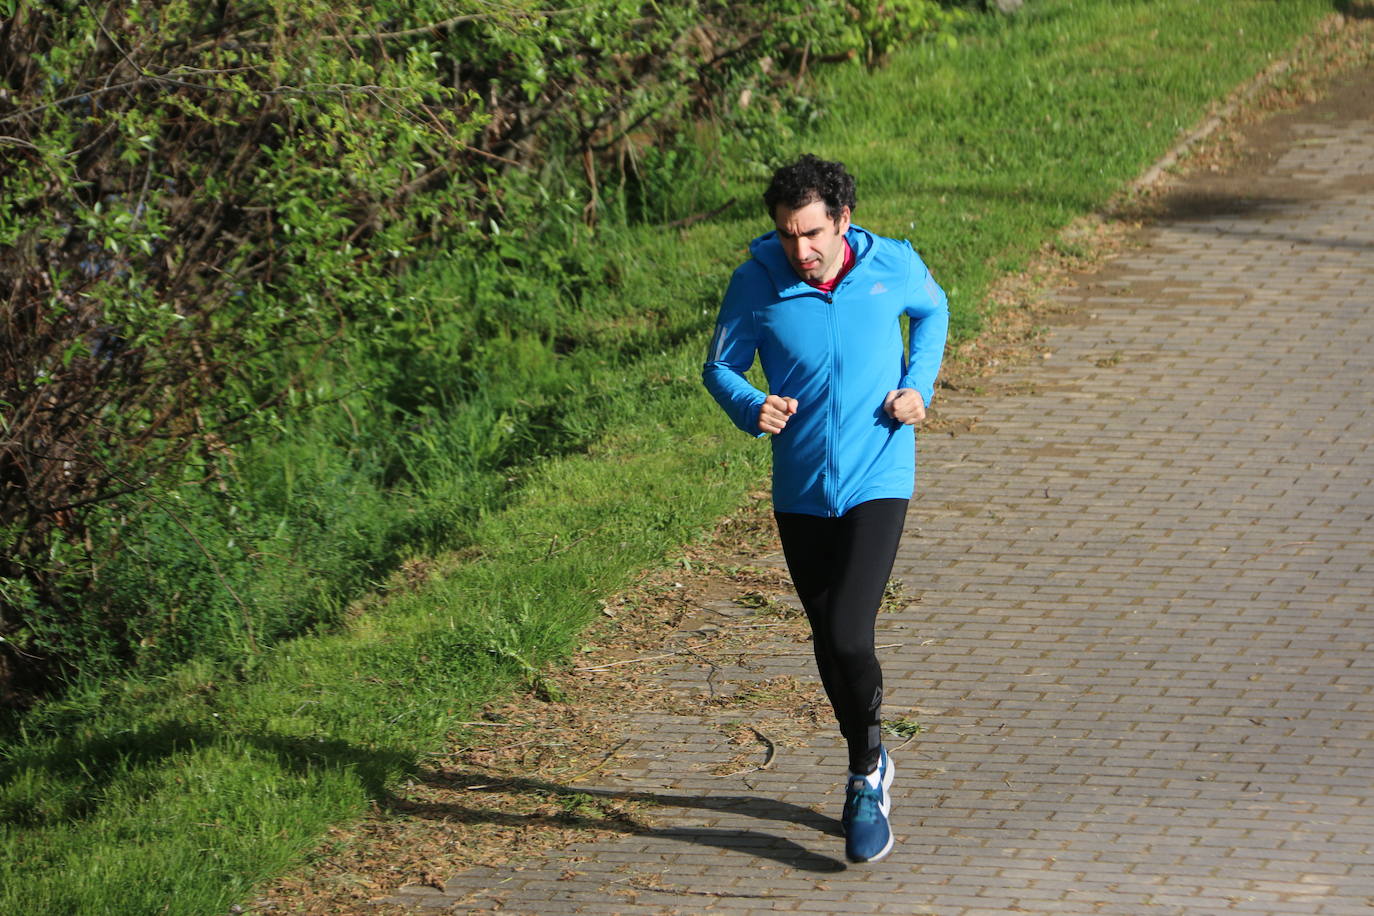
[1,1,1346,912]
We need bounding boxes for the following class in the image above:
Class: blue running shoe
[841,746,893,834]
[841,746,894,863]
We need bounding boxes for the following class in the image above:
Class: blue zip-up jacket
[703,224,949,517]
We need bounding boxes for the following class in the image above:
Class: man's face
[774,199,851,284]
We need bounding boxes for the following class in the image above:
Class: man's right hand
[757,395,798,435]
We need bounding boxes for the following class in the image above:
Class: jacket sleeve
[702,269,768,437]
[899,248,950,408]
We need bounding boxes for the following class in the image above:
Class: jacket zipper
[822,253,864,518]
[824,289,841,517]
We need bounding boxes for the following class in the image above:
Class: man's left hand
[883,388,926,425]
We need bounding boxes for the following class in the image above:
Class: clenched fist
[758,394,799,435]
[882,388,926,426]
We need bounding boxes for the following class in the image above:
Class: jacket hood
[748,224,876,297]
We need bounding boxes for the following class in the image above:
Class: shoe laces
[845,777,883,824]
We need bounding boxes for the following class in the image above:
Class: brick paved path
[389,70,1374,915]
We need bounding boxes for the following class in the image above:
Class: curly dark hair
[763,154,857,223]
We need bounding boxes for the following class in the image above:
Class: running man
[703,154,948,863]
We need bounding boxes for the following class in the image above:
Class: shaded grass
[0,1,1343,912]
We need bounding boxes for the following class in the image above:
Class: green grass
[0,1,1339,912]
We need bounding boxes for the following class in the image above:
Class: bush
[0,0,960,702]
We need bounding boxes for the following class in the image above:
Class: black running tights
[774,498,908,775]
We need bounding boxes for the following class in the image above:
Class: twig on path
[563,738,633,784]
[759,642,903,658]
[682,645,728,699]
[574,639,721,671]
[458,737,547,758]
[889,732,920,754]
[711,726,776,778]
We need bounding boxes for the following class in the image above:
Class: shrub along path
[365,55,1374,916]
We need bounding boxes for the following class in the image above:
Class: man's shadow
[387,766,849,873]
[2,720,847,872]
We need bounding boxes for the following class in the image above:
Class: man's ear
[836,206,852,233]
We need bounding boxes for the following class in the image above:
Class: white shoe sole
[853,829,895,864]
